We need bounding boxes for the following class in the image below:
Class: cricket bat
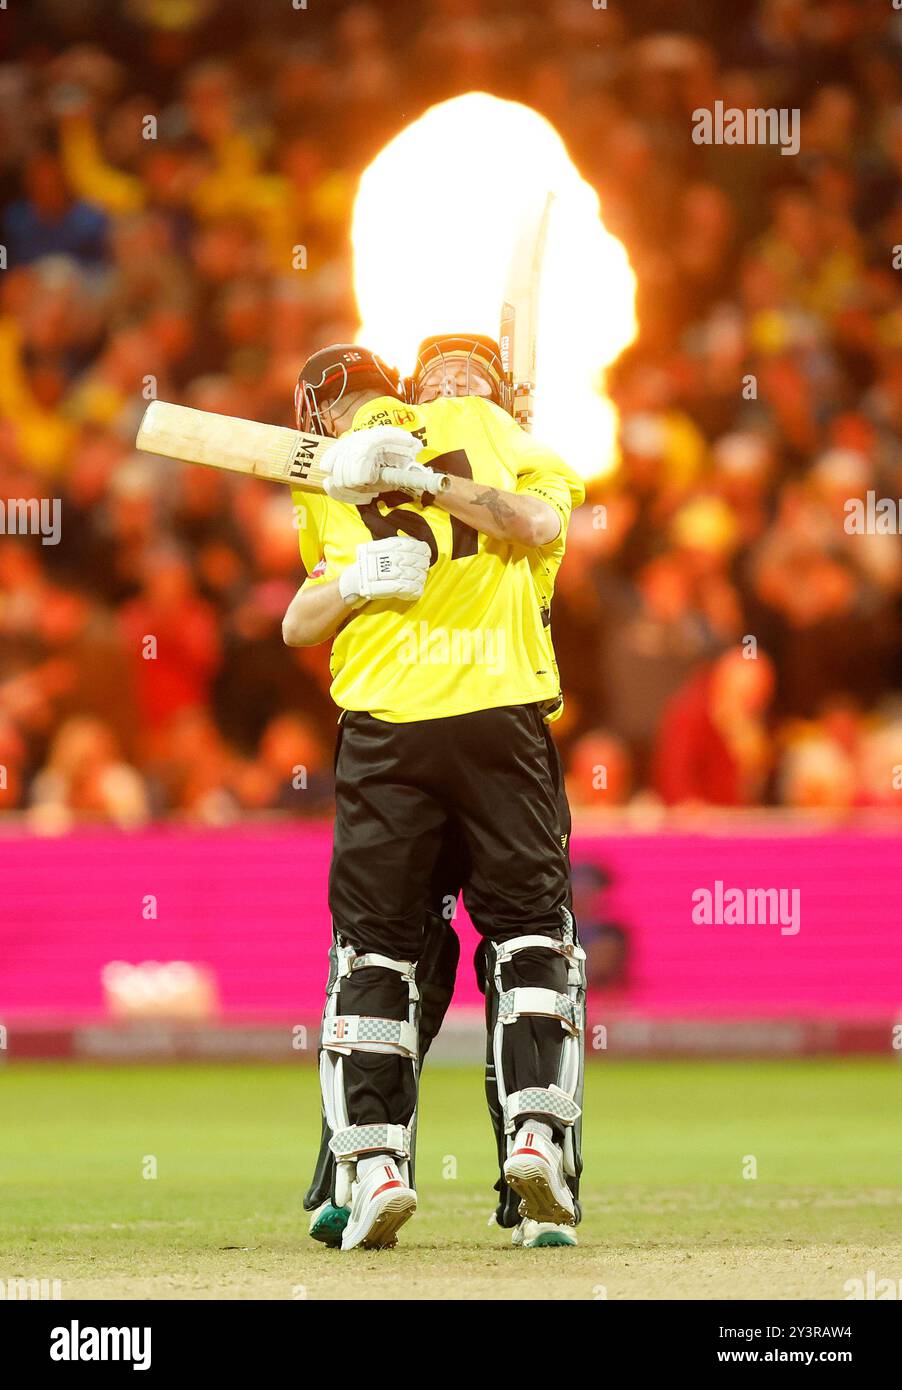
[135,401,429,493]
[499,191,554,433]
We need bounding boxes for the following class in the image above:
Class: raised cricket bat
[499,191,554,433]
[135,401,423,492]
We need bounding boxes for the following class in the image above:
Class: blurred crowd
[0,0,901,826]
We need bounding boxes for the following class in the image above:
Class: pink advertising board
[0,825,900,1021]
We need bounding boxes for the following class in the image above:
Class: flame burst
[352,92,637,481]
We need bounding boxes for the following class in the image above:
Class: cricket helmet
[295,344,402,434]
[410,333,510,412]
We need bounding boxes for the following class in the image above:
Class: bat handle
[381,462,450,496]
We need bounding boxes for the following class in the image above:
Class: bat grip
[380,462,450,495]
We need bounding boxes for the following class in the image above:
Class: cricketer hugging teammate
[280,336,587,1252]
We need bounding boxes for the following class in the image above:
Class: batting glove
[338,536,432,606]
[323,427,423,503]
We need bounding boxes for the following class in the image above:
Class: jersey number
[356,450,479,565]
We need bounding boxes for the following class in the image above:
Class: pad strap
[322,1014,418,1057]
[348,952,416,980]
[494,934,573,963]
[329,1123,411,1160]
[333,949,419,1002]
[498,987,577,1032]
[504,1084,582,1132]
[494,935,585,974]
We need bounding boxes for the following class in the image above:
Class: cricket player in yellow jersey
[409,335,587,1250]
[283,339,586,1251]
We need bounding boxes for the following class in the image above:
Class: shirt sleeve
[290,489,330,585]
[476,400,585,540]
[516,462,584,540]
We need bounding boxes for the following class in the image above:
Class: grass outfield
[1,1058,900,1300]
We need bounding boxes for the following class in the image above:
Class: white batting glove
[338,536,431,606]
[323,427,423,502]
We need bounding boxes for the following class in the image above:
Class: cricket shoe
[504,1126,576,1227]
[512,1217,578,1249]
[341,1159,417,1251]
[308,1201,349,1248]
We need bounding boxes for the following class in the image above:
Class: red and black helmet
[294,344,402,435]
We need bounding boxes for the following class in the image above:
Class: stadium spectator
[0,0,899,819]
[566,730,633,809]
[118,547,221,742]
[28,715,148,829]
[653,648,776,807]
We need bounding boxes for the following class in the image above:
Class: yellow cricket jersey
[290,395,585,723]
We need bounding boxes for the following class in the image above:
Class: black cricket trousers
[328,702,572,1131]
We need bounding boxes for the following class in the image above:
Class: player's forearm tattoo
[472,487,517,529]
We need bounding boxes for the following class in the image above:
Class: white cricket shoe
[340,1159,417,1251]
[503,1126,576,1226]
[512,1217,578,1248]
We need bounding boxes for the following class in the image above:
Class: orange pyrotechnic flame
[352,92,637,481]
